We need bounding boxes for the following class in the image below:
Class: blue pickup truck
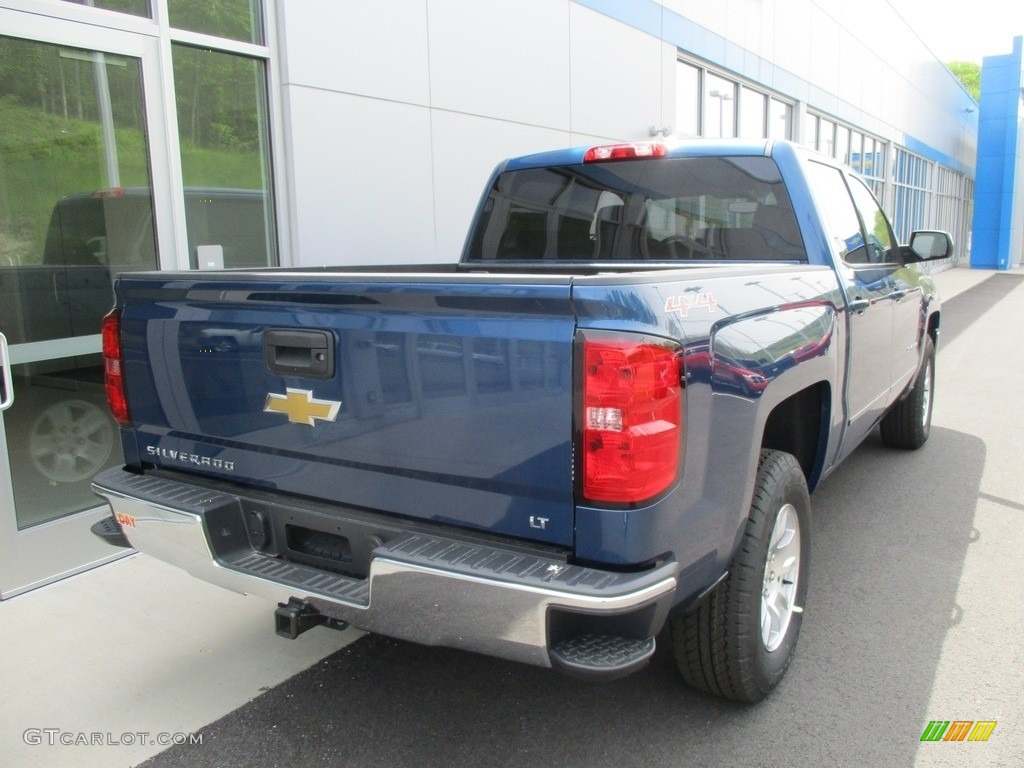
[91,139,949,702]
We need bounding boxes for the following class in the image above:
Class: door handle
[889,289,908,302]
[264,329,334,378]
[848,297,870,314]
[0,332,13,411]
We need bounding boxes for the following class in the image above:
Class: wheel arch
[927,308,940,348]
[760,381,831,491]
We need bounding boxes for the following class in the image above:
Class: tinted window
[168,0,262,44]
[806,162,868,264]
[172,44,277,268]
[847,176,898,264]
[466,156,805,263]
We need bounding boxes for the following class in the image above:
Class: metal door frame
[0,6,177,598]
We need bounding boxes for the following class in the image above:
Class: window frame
[846,173,901,266]
[157,0,287,268]
[676,55,795,141]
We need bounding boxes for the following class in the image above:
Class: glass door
[0,23,163,597]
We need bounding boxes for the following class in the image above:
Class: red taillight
[581,335,683,503]
[102,309,130,426]
[583,142,667,163]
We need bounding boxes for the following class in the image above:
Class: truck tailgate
[116,273,576,547]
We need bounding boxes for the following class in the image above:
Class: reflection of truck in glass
[0,187,271,492]
[0,187,271,345]
[92,140,949,703]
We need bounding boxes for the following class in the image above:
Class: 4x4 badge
[264,388,341,426]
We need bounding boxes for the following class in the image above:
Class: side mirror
[908,230,953,261]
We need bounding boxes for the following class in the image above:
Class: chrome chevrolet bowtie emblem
[264,388,341,426]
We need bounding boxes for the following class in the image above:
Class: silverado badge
[264,388,341,426]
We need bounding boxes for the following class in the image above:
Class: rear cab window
[465,156,807,264]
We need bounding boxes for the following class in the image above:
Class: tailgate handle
[264,329,334,378]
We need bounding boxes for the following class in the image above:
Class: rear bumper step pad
[92,466,678,677]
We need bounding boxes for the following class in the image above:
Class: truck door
[845,176,923,399]
[805,162,895,449]
[840,264,896,443]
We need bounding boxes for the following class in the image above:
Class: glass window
[835,125,850,167]
[806,162,865,264]
[818,118,836,156]
[676,60,701,138]
[849,131,864,173]
[739,86,766,139]
[891,147,932,241]
[802,113,817,149]
[172,44,277,268]
[0,36,157,529]
[862,138,886,198]
[168,0,263,45]
[862,137,877,177]
[0,36,158,344]
[61,0,150,17]
[848,176,897,263]
[705,75,736,138]
[769,98,792,140]
[466,156,805,263]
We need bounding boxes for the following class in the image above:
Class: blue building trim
[575,0,663,38]
[901,135,974,178]
[971,37,1023,269]
[574,0,792,95]
[572,0,974,177]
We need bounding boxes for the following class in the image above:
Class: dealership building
[0,0,1018,597]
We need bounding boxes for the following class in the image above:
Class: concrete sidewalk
[0,551,361,768]
[0,263,1009,768]
[927,263,995,299]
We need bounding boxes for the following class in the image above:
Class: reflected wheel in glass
[29,399,114,483]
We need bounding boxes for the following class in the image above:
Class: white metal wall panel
[286,89,436,265]
[275,0,980,266]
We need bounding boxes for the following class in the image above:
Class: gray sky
[889,0,1024,63]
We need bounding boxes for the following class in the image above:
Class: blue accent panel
[808,85,840,116]
[575,0,769,84]
[661,11,717,63]
[573,0,662,38]
[971,37,1023,269]
[771,68,810,103]
[900,135,974,178]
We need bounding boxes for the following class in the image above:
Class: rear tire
[669,449,810,703]
[880,335,935,450]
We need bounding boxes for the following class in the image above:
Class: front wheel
[669,449,810,703]
[880,335,935,450]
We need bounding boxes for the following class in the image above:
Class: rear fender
[701,301,837,560]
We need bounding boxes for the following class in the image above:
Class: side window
[806,161,867,264]
[847,176,898,264]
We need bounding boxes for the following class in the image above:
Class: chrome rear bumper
[92,467,679,676]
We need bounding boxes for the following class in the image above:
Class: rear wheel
[880,335,935,449]
[669,449,810,703]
